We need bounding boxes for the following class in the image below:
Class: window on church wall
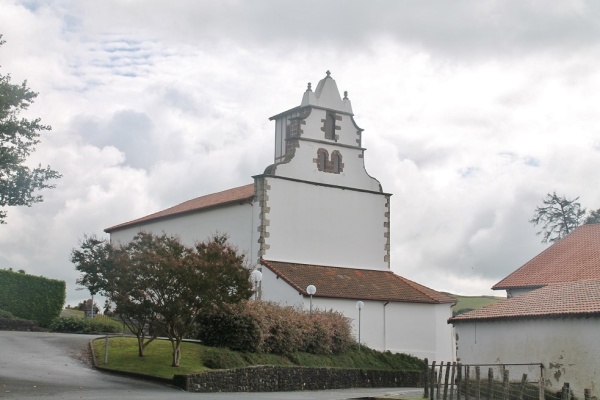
[324,112,336,140]
[332,151,342,173]
[317,149,328,171]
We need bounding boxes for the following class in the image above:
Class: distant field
[446,294,505,316]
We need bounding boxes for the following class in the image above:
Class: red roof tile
[105,184,255,233]
[261,259,455,304]
[449,279,600,323]
[493,224,600,290]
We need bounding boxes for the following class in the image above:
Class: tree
[127,232,252,367]
[530,192,587,243]
[0,35,61,223]
[72,234,161,357]
[585,208,600,225]
[72,231,253,366]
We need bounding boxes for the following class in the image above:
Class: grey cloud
[87,1,600,59]
[77,110,157,170]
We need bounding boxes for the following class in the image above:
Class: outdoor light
[251,269,263,301]
[306,284,316,313]
[356,301,365,351]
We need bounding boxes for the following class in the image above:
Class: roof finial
[343,91,348,100]
[326,70,331,77]
[306,82,312,92]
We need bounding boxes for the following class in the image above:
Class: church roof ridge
[105,183,254,233]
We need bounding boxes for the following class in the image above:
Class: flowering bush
[197,301,354,355]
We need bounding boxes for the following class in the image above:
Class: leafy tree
[585,208,600,225]
[530,192,587,243]
[128,232,252,367]
[0,35,61,224]
[72,235,161,357]
[73,231,253,367]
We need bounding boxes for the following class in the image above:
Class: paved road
[0,331,423,399]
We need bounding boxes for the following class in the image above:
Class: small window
[324,112,336,140]
[317,149,328,171]
[332,152,341,173]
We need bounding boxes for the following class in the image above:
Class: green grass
[91,337,424,380]
[448,293,504,316]
[93,337,208,379]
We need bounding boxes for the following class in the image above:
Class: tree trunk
[171,339,182,367]
[137,335,145,357]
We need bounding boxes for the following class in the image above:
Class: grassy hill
[446,293,505,316]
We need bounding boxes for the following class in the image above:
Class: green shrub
[0,309,15,319]
[197,307,262,352]
[197,301,355,355]
[50,316,122,334]
[0,269,65,326]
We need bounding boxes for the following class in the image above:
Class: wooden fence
[424,361,593,400]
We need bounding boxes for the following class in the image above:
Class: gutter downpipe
[383,301,389,350]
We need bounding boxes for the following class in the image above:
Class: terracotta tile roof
[493,223,600,290]
[449,279,600,323]
[261,259,455,304]
[105,184,255,233]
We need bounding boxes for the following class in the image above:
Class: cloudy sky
[2,0,600,306]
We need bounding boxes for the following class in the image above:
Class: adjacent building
[449,223,600,396]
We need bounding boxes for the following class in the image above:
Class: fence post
[465,366,470,400]
[424,358,429,399]
[430,361,436,400]
[561,383,570,400]
[475,366,481,400]
[437,363,443,400]
[539,365,545,400]
[487,368,493,400]
[519,373,528,400]
[443,362,451,400]
[502,369,509,400]
[584,388,590,400]
[450,362,456,400]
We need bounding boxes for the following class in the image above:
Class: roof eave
[105,197,253,234]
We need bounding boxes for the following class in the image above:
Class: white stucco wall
[261,177,389,270]
[454,318,600,397]
[108,203,257,262]
[272,107,382,193]
[260,272,453,361]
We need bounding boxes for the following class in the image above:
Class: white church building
[106,71,455,361]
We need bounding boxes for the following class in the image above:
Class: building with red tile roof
[449,224,600,397]
[492,223,600,296]
[105,72,455,361]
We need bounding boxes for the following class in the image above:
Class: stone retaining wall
[174,365,422,393]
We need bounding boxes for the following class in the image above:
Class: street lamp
[251,269,262,301]
[306,285,316,313]
[356,300,364,351]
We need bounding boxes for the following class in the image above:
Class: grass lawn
[91,337,424,380]
[92,337,208,379]
[449,294,504,315]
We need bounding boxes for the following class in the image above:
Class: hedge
[0,269,65,326]
[197,301,354,355]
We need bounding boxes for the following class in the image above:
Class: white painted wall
[260,272,453,361]
[272,107,382,192]
[260,266,304,307]
[109,203,257,263]
[262,177,389,270]
[454,318,600,397]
